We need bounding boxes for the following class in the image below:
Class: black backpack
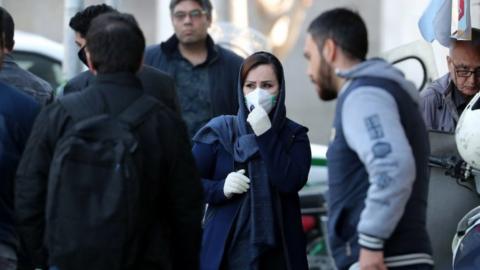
[45,93,158,270]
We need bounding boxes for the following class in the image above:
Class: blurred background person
[145,0,243,137]
[63,4,181,114]
[0,11,40,270]
[0,7,53,105]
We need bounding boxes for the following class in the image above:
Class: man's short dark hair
[86,13,145,74]
[308,8,368,61]
[169,0,212,16]
[0,7,14,51]
[69,4,117,37]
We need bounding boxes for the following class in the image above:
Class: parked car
[11,30,64,89]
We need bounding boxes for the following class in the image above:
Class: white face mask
[245,87,277,113]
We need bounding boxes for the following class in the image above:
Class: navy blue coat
[192,53,311,270]
[193,121,310,270]
[0,81,39,251]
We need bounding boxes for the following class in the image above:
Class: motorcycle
[300,144,336,270]
[427,130,480,270]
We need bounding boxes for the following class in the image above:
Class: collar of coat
[160,34,219,65]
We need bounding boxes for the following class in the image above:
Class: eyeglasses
[451,61,480,78]
[173,9,207,21]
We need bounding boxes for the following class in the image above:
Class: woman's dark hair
[240,51,283,87]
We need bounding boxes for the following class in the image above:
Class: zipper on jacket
[346,241,352,257]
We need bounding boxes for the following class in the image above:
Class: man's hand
[359,248,387,270]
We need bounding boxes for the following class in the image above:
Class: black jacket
[144,35,243,117]
[63,65,181,115]
[15,73,203,269]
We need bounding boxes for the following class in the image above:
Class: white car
[11,30,64,89]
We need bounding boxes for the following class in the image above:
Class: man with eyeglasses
[420,29,480,132]
[145,0,243,137]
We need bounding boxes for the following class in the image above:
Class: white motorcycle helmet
[455,92,480,170]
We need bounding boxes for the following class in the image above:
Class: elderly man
[420,30,480,132]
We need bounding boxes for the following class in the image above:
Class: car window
[381,40,438,92]
[11,51,63,89]
[392,56,428,91]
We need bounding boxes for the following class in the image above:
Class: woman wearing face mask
[192,52,311,270]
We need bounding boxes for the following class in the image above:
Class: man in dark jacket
[0,7,54,105]
[0,15,40,270]
[63,4,181,114]
[145,0,243,136]
[15,13,203,270]
[304,8,433,270]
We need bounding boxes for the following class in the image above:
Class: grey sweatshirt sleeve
[341,86,416,250]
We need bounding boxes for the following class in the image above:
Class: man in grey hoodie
[303,8,433,270]
[420,30,480,133]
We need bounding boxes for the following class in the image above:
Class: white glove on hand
[223,169,251,198]
[246,107,272,136]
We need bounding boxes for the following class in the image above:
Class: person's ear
[85,48,97,75]
[322,38,337,63]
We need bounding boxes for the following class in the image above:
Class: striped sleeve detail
[348,253,434,269]
[358,233,384,250]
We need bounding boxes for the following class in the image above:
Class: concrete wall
[1,0,159,45]
[283,0,382,144]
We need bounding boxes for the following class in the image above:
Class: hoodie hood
[337,58,420,103]
[236,59,287,135]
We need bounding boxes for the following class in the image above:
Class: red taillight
[301,215,317,233]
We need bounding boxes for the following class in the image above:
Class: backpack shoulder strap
[118,94,159,128]
[58,91,100,123]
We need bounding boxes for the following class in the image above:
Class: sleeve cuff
[358,233,385,250]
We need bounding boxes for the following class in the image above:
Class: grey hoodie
[337,59,419,249]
